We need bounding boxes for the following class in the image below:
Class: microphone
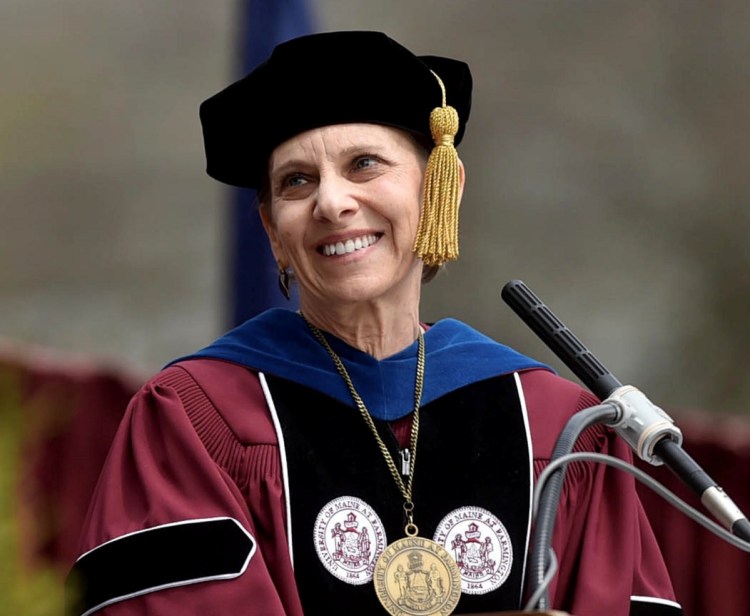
[501,279,750,541]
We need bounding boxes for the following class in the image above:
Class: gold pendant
[374,536,462,615]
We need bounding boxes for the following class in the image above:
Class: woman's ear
[457,158,466,208]
[259,205,287,266]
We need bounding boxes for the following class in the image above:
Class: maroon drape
[0,344,140,571]
[635,412,750,616]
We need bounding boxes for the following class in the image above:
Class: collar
[169,308,551,421]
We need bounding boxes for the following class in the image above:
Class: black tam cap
[199,30,473,191]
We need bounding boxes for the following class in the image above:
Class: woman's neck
[299,299,422,360]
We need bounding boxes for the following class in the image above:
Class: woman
[69,31,682,616]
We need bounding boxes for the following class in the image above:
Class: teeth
[323,234,379,256]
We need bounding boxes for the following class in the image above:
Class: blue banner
[228,0,316,326]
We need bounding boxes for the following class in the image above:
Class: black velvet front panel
[267,373,532,615]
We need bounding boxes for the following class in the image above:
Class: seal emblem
[373,536,461,615]
[314,496,387,585]
[433,506,513,595]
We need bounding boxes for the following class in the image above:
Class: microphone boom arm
[501,279,750,542]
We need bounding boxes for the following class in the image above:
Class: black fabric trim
[630,598,684,616]
[66,517,255,616]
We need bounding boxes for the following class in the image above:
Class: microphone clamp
[605,385,683,466]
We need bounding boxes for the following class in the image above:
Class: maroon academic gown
[71,326,681,615]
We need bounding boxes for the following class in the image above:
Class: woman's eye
[273,172,314,200]
[353,156,379,170]
[284,174,308,188]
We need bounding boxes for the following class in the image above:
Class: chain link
[301,314,425,511]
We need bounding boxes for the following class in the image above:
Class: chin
[326,284,389,305]
[333,275,419,306]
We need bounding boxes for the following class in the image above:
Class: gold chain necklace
[301,314,462,615]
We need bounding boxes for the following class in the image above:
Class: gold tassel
[412,70,461,267]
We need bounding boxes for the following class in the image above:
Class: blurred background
[1,1,749,614]
[4,0,750,410]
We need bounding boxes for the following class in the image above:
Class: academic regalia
[69,310,682,616]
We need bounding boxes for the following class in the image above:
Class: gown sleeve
[68,362,303,616]
[521,369,683,616]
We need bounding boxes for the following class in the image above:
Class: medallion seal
[433,506,513,595]
[374,536,461,615]
[314,496,387,585]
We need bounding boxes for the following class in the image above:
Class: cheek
[279,230,302,253]
[402,192,424,237]
[273,212,309,254]
[404,170,426,226]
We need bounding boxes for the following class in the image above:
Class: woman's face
[261,123,432,309]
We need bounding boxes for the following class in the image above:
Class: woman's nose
[312,174,359,223]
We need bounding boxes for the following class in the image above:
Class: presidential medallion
[374,536,462,615]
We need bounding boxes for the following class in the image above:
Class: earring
[278,265,291,300]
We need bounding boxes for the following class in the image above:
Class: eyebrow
[269,158,310,179]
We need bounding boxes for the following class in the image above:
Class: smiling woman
[67,31,683,616]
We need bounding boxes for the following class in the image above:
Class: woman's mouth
[320,233,382,256]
